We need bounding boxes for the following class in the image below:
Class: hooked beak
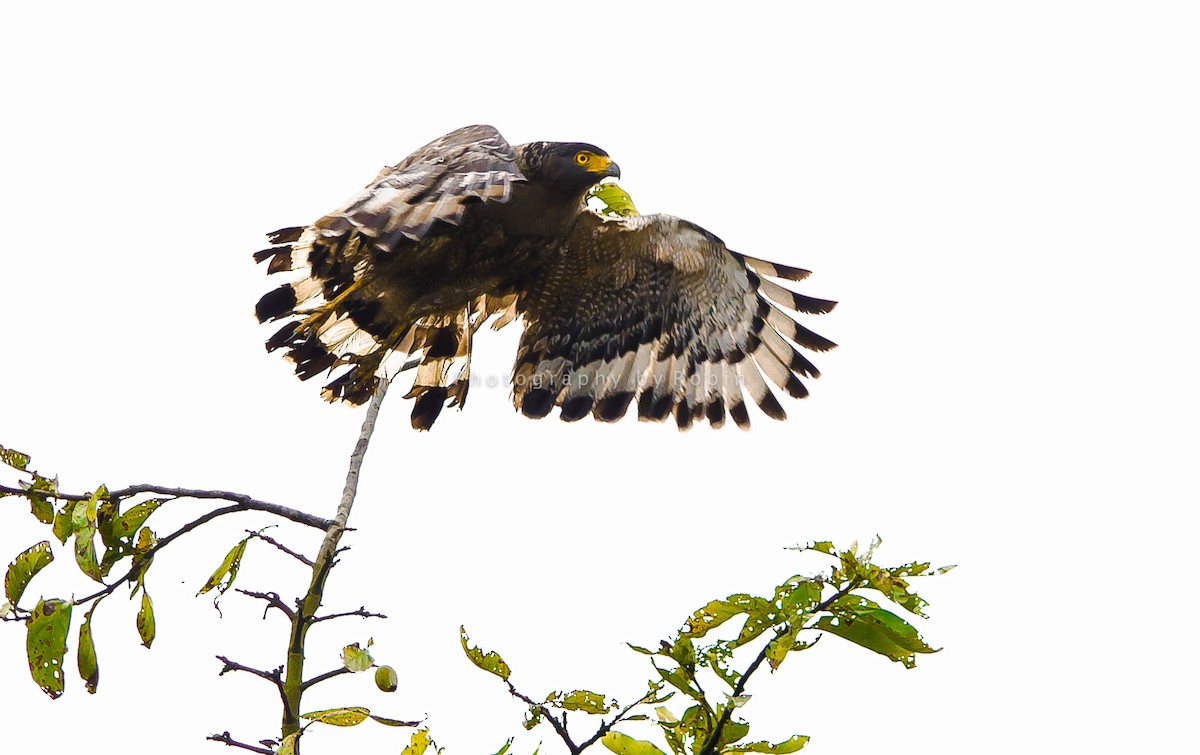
[589,156,621,179]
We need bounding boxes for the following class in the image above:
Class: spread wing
[512,212,837,429]
[253,124,524,411]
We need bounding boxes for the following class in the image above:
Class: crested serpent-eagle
[254,125,837,430]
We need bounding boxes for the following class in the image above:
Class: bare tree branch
[245,530,314,566]
[310,606,386,623]
[301,667,351,690]
[236,589,295,620]
[217,655,284,689]
[206,732,276,754]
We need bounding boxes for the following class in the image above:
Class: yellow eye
[575,152,590,165]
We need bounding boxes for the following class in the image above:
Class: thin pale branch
[280,378,391,742]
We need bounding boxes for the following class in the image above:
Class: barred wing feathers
[253,125,525,424]
[513,213,837,429]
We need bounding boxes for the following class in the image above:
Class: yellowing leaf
[277,733,299,755]
[546,689,612,714]
[113,499,165,540]
[601,731,668,755]
[0,444,31,470]
[26,598,72,699]
[137,590,156,648]
[460,627,510,681]
[196,538,249,597]
[78,604,100,694]
[401,728,433,755]
[300,706,371,726]
[726,735,811,753]
[5,540,54,605]
[74,525,104,583]
[370,713,419,727]
[342,642,374,673]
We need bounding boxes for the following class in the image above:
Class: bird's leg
[292,278,367,334]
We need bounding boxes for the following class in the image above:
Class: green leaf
[587,181,640,217]
[546,689,613,714]
[25,474,58,525]
[460,627,511,681]
[96,501,120,549]
[0,444,31,470]
[300,706,371,726]
[277,733,299,755]
[815,597,938,668]
[129,527,157,592]
[370,713,419,727]
[78,603,100,694]
[375,664,399,692]
[340,641,375,673]
[136,589,156,648]
[714,719,750,749]
[113,499,166,540]
[5,540,54,605]
[196,537,249,597]
[681,594,774,641]
[74,525,104,583]
[26,598,72,698]
[51,503,76,545]
[726,735,810,753]
[602,731,668,755]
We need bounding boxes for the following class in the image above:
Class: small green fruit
[375,665,398,692]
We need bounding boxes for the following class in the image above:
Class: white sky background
[1,2,1197,752]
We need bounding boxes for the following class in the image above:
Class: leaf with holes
[726,735,811,753]
[0,444,31,470]
[815,596,937,668]
[74,525,104,583]
[401,729,434,755]
[601,731,668,755]
[546,689,613,714]
[196,537,249,598]
[301,707,371,727]
[342,642,375,673]
[277,733,299,755]
[113,499,166,540]
[26,598,72,698]
[136,589,155,648]
[5,540,53,605]
[78,603,100,693]
[460,627,510,681]
[588,181,640,217]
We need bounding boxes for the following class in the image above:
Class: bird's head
[520,141,621,193]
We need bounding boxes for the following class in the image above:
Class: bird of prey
[254,125,836,430]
